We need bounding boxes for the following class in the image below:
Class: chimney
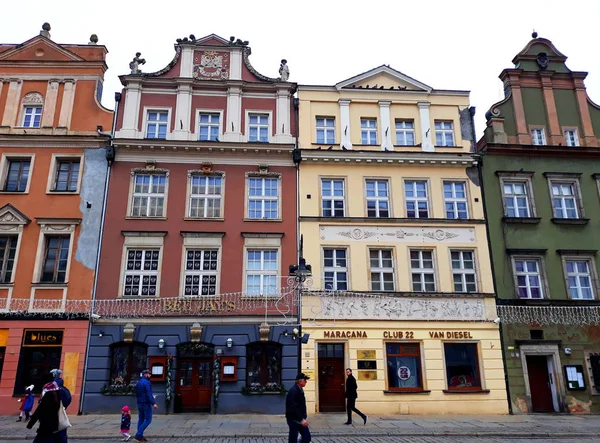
[40,22,51,39]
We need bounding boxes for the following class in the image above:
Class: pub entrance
[317,343,345,412]
[175,342,214,413]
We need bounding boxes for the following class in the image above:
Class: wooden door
[526,355,554,412]
[176,359,212,412]
[318,355,346,412]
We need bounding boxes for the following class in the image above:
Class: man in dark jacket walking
[344,368,367,425]
[134,370,157,442]
[285,373,311,443]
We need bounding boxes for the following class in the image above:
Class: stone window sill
[443,389,490,394]
[243,218,283,222]
[551,218,589,225]
[503,217,541,224]
[125,216,168,221]
[383,390,431,394]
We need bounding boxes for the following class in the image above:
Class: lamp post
[289,235,312,372]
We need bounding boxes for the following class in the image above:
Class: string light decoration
[497,305,600,326]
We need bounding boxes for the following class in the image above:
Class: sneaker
[364,415,368,425]
[134,438,143,442]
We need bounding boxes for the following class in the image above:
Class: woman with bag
[27,374,71,443]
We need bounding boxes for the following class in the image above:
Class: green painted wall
[498,98,517,137]
[554,89,582,130]
[589,103,600,139]
[522,88,548,128]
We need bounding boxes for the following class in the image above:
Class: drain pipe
[78,91,121,415]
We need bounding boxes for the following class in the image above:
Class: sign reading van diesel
[22,330,64,346]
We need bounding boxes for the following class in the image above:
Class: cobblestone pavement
[2,438,599,443]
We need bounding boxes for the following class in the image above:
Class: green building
[478,33,600,414]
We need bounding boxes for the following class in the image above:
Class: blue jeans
[135,403,153,439]
[287,419,311,443]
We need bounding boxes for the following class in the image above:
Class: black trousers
[346,397,366,423]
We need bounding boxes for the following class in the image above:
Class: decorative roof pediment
[0,204,30,226]
[0,35,85,62]
[336,65,432,92]
[192,34,231,47]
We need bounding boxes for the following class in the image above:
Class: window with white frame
[369,249,395,291]
[502,180,533,217]
[53,159,80,192]
[564,258,595,300]
[444,181,468,219]
[246,250,278,296]
[131,174,166,217]
[321,179,345,217]
[0,235,17,283]
[550,180,580,219]
[123,249,159,296]
[247,177,279,219]
[3,159,31,192]
[22,107,42,128]
[513,257,544,299]
[410,250,436,292]
[198,113,220,141]
[531,128,546,145]
[189,175,222,218]
[395,120,415,146]
[361,118,377,145]
[145,111,168,139]
[564,129,579,147]
[451,250,477,293]
[40,236,70,283]
[316,117,335,144]
[404,180,429,218]
[183,249,218,296]
[434,121,454,146]
[248,114,269,142]
[366,179,390,218]
[323,248,348,291]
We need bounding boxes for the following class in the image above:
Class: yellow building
[297,65,508,415]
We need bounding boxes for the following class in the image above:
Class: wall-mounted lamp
[226,338,233,349]
[98,330,104,338]
[158,339,165,349]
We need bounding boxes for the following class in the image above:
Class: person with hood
[17,385,35,422]
[26,374,62,443]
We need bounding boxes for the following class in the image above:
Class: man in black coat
[285,373,311,443]
[344,368,367,425]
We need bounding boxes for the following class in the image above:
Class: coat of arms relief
[193,51,229,80]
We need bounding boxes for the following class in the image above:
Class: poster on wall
[563,365,586,391]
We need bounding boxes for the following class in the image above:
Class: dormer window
[21,92,44,128]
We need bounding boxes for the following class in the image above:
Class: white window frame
[360,118,378,145]
[404,179,430,218]
[186,172,225,219]
[127,170,169,218]
[410,249,436,292]
[434,121,455,146]
[0,205,28,285]
[531,127,547,145]
[32,219,79,285]
[245,175,281,220]
[18,93,44,129]
[22,106,42,128]
[450,250,478,293]
[395,120,415,146]
[443,181,469,219]
[323,247,349,291]
[242,233,282,298]
[0,234,19,284]
[316,117,336,145]
[365,178,390,218]
[321,178,346,217]
[142,107,171,140]
[196,109,223,141]
[0,154,35,194]
[246,110,272,143]
[511,255,547,299]
[564,128,580,147]
[180,233,223,297]
[46,154,84,194]
[118,232,165,298]
[369,248,395,292]
[561,254,598,300]
[547,176,583,219]
[498,174,536,218]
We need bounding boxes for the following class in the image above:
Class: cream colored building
[297,65,507,415]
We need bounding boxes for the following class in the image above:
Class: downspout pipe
[78,91,121,415]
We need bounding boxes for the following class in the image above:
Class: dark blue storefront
[82,321,299,414]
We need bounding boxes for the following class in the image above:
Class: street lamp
[289,235,312,372]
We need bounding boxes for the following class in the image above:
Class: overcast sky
[3,0,599,137]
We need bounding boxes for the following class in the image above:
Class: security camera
[493,318,501,324]
[91,314,101,320]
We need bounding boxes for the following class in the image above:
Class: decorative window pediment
[0,204,30,232]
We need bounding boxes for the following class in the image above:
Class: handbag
[56,401,71,432]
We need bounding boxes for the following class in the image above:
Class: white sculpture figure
[129,52,146,74]
[279,59,289,81]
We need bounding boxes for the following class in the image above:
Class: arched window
[246,341,282,387]
[21,92,44,128]
[109,341,148,385]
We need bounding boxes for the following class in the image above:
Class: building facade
[0,24,113,413]
[480,34,600,414]
[297,66,508,415]
[82,34,299,414]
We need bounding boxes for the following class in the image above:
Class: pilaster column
[274,88,292,144]
[41,79,60,127]
[539,73,561,145]
[58,79,76,128]
[230,48,242,81]
[417,102,433,152]
[574,77,598,147]
[179,46,194,78]
[378,100,392,150]
[172,81,192,140]
[222,86,242,142]
[117,81,142,138]
[1,79,22,127]
[339,99,352,150]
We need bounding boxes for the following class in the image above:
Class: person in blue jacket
[134,369,157,442]
[17,385,35,421]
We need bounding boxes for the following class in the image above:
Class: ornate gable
[0,35,85,62]
[0,204,30,232]
[336,65,432,92]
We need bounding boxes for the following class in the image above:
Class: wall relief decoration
[320,226,475,243]
[193,51,229,80]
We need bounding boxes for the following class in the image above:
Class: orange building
[0,23,113,413]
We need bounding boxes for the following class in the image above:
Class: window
[586,352,600,395]
[0,347,4,384]
[131,174,166,217]
[53,159,80,192]
[502,181,532,217]
[531,128,546,145]
[410,250,436,292]
[246,250,278,296]
[565,129,579,147]
[444,343,482,391]
[513,257,544,299]
[395,120,415,146]
[14,346,61,396]
[0,236,17,283]
[41,236,70,283]
[564,259,595,300]
[246,342,282,387]
[23,107,42,128]
[316,117,335,144]
[198,113,220,141]
[323,248,348,291]
[248,113,269,142]
[3,159,30,192]
[366,179,390,217]
[123,249,159,296]
[183,249,218,296]
[318,343,344,358]
[451,251,477,293]
[404,180,429,218]
[189,175,222,218]
[444,182,468,219]
[550,181,580,219]
[109,342,148,386]
[321,179,345,217]
[146,111,168,139]
[386,343,423,391]
[248,177,279,219]
[361,118,377,145]
[369,249,395,291]
[435,121,454,146]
